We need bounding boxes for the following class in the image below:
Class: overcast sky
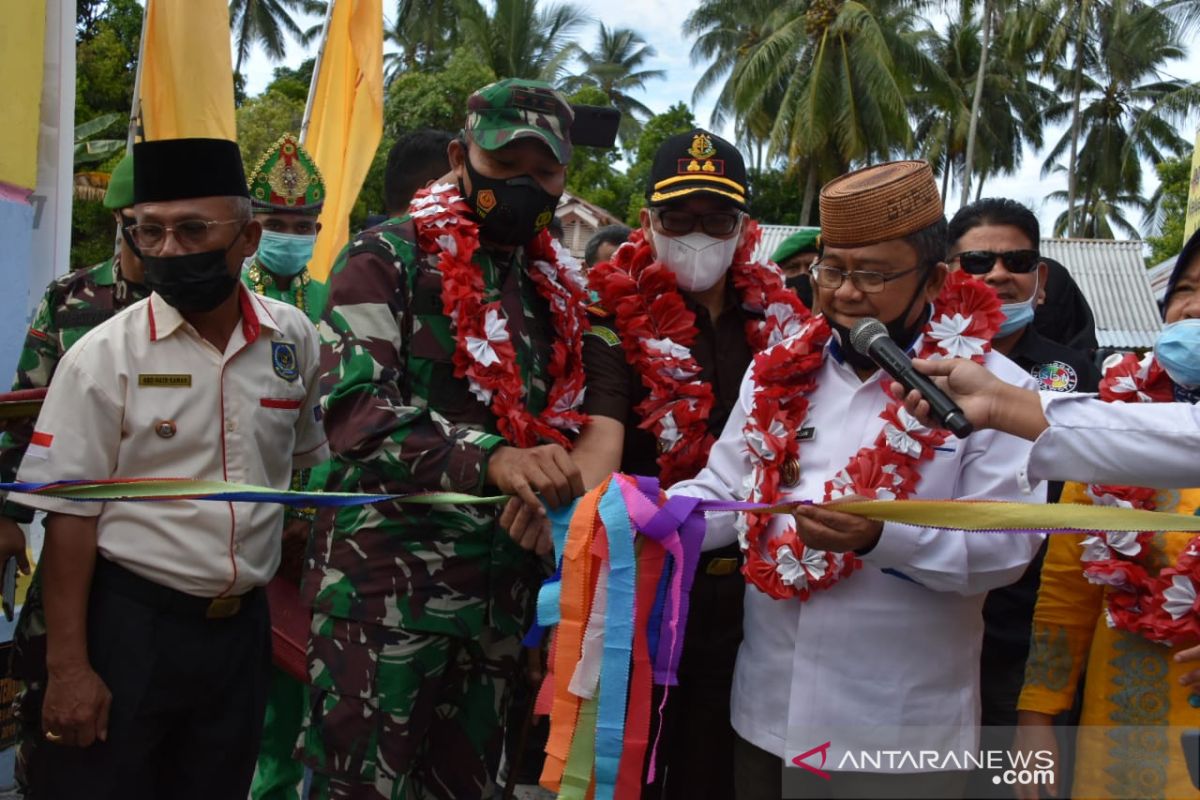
[241,0,1200,238]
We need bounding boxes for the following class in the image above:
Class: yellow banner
[303,0,384,282]
[139,0,236,141]
[1186,128,1200,241]
[0,0,47,190]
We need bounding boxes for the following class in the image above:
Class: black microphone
[849,317,974,439]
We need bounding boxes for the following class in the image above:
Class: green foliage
[384,48,497,137]
[71,0,141,271]
[265,58,316,103]
[1147,154,1191,265]
[622,103,696,224]
[235,90,307,173]
[74,0,142,125]
[71,198,117,271]
[746,168,804,225]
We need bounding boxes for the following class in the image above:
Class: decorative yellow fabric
[1019,481,1200,800]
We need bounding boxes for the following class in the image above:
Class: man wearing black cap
[502,129,808,798]
[12,137,329,799]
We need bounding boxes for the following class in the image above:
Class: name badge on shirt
[138,373,192,388]
[797,426,816,442]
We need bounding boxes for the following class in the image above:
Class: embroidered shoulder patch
[584,326,621,347]
[1031,361,1078,392]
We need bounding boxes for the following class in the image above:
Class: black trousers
[25,559,271,800]
[643,545,745,800]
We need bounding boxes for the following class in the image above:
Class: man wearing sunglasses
[946,200,1099,795]
[0,153,148,792]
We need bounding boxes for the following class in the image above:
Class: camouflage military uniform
[0,253,147,790]
[241,258,329,326]
[299,217,552,800]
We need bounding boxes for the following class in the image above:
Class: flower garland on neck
[407,182,589,448]
[1078,351,1200,645]
[588,220,809,486]
[740,270,1004,600]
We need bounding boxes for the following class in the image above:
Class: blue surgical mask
[1154,318,1200,389]
[256,230,315,277]
[996,275,1039,338]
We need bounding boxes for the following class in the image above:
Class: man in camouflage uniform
[0,153,147,790]
[300,78,589,800]
[243,133,329,800]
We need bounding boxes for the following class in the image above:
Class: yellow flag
[0,0,47,191]
[1185,128,1200,242]
[139,0,236,141]
[303,0,384,282]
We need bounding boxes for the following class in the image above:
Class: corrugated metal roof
[1148,255,1177,302]
[1040,238,1161,349]
[754,227,1161,349]
[755,225,819,262]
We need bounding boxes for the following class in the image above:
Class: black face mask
[828,266,931,372]
[785,274,813,310]
[141,230,243,313]
[460,151,560,246]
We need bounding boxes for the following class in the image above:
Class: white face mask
[651,228,740,292]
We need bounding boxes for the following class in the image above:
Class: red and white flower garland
[1080,351,1200,645]
[408,182,589,448]
[588,220,809,486]
[740,271,1005,600]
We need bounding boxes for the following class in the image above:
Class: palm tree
[1048,183,1150,239]
[1038,0,1197,235]
[684,0,791,171]
[914,1,1052,202]
[229,0,327,77]
[562,24,664,148]
[456,0,589,82]
[724,0,949,223]
[385,0,460,76]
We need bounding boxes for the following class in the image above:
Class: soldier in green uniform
[243,133,328,800]
[0,153,148,791]
[242,133,329,324]
[300,78,593,800]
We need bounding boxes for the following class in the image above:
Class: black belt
[93,558,259,619]
[698,544,743,577]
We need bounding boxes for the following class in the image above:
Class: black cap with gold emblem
[646,128,748,210]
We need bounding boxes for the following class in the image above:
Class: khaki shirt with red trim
[15,287,329,597]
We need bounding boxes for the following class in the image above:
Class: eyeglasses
[653,209,742,237]
[810,263,924,294]
[951,249,1040,275]
[126,219,244,252]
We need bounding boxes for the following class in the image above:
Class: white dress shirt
[670,338,1046,771]
[1026,391,1200,488]
[16,288,329,597]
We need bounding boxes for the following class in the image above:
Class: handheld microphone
[849,318,974,439]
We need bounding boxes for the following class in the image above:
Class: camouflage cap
[103,153,134,210]
[465,78,574,165]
